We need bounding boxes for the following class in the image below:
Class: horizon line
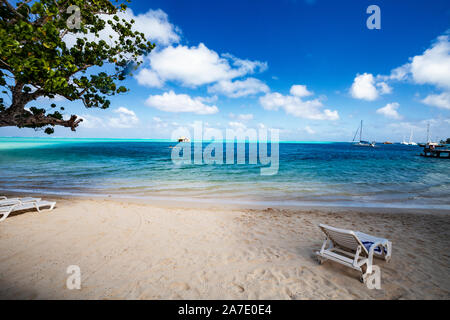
[0,136,432,144]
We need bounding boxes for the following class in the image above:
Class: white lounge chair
[315,224,392,283]
[0,196,42,207]
[0,199,56,222]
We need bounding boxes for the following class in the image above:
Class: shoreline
[1,196,449,299]
[2,190,450,214]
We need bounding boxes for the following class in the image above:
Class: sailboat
[400,135,409,145]
[425,122,439,146]
[352,120,375,147]
[408,129,417,145]
[418,122,440,147]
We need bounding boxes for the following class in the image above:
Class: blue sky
[1,0,450,141]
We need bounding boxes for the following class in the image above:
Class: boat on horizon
[352,120,375,147]
[408,129,418,145]
[178,136,190,142]
[402,129,418,146]
[401,135,409,145]
[418,122,440,147]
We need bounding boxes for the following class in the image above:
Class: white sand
[0,198,449,299]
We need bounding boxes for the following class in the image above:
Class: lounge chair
[315,224,392,283]
[0,199,56,222]
[0,196,42,207]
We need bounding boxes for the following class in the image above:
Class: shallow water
[0,137,449,209]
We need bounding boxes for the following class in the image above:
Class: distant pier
[419,144,450,159]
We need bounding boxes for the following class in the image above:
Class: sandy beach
[0,197,449,300]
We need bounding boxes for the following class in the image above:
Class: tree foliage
[0,0,155,133]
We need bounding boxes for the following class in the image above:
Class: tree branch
[0,58,13,72]
[1,0,25,19]
[16,0,33,10]
[0,112,83,131]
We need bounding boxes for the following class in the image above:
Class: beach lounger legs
[0,200,56,222]
[315,224,392,283]
[316,237,372,283]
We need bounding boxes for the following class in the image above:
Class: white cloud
[385,64,410,81]
[223,53,268,74]
[130,9,181,45]
[37,95,65,102]
[378,34,450,88]
[135,69,163,88]
[259,85,339,120]
[305,126,315,134]
[151,116,170,129]
[197,95,218,103]
[321,109,340,120]
[64,8,180,48]
[79,107,139,129]
[290,85,313,97]
[137,43,267,87]
[370,34,450,109]
[229,113,253,121]
[228,121,247,129]
[421,92,450,110]
[80,107,139,129]
[350,73,379,101]
[376,81,392,94]
[405,35,450,110]
[376,102,402,119]
[237,113,254,121]
[79,114,105,129]
[115,107,135,116]
[145,90,219,114]
[410,35,450,89]
[207,78,269,97]
[108,107,139,128]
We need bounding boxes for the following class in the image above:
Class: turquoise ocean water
[0,137,449,209]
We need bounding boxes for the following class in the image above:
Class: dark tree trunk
[0,86,82,131]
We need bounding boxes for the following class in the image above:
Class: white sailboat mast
[360,120,363,142]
